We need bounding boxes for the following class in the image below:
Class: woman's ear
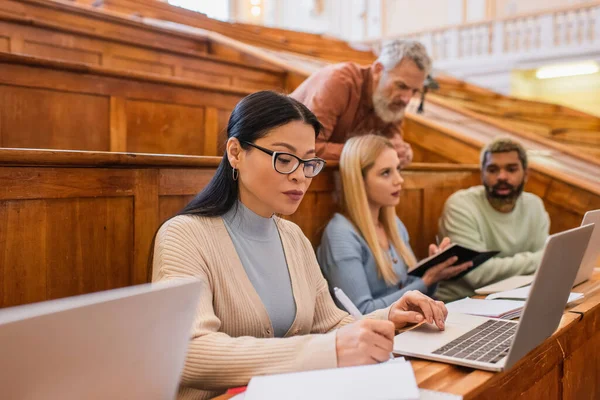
[227,138,243,168]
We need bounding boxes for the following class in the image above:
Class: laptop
[0,279,201,400]
[393,224,594,372]
[475,209,600,295]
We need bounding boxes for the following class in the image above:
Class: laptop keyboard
[432,319,517,364]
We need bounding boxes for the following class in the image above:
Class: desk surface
[212,270,600,400]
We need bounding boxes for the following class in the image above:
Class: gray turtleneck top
[222,201,297,337]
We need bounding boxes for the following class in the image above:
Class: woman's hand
[422,237,473,286]
[336,319,396,367]
[388,290,448,330]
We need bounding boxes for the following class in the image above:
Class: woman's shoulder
[321,213,365,247]
[325,213,357,233]
[157,214,222,246]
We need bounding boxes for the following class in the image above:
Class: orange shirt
[291,62,403,160]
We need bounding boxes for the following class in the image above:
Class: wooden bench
[432,76,600,157]
[0,147,481,308]
[0,0,288,90]
[72,0,376,63]
[0,52,253,156]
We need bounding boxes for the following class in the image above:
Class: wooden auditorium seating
[0,0,289,90]
[67,0,376,64]
[0,52,251,156]
[430,76,600,159]
[0,148,480,307]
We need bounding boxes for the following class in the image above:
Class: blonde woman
[317,135,472,314]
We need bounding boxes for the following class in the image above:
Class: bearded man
[290,40,431,166]
[434,138,550,302]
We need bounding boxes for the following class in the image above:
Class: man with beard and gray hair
[290,39,431,164]
[434,137,550,302]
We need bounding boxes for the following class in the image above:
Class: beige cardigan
[152,214,390,400]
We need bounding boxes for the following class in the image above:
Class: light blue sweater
[223,201,296,337]
[317,213,434,314]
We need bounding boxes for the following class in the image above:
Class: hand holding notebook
[408,243,500,281]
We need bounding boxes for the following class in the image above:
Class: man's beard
[484,180,525,206]
[373,89,406,124]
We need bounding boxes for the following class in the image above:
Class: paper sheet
[446,298,525,319]
[244,359,419,400]
[486,286,584,303]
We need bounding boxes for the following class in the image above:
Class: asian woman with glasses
[150,91,447,400]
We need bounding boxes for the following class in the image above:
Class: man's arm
[386,122,413,168]
[439,198,544,290]
[291,71,352,160]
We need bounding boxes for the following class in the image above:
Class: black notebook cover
[408,244,500,281]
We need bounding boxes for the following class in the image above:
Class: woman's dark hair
[179,90,322,217]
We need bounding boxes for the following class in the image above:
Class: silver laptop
[475,209,600,295]
[393,224,594,372]
[0,279,201,400]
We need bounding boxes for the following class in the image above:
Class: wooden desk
[212,273,600,400]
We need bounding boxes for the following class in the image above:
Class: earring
[232,168,239,181]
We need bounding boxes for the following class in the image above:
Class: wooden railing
[0,148,480,308]
[363,2,600,63]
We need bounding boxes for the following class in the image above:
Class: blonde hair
[339,135,417,285]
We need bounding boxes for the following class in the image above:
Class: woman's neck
[238,187,273,218]
[369,203,382,229]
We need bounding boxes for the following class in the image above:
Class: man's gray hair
[376,40,432,74]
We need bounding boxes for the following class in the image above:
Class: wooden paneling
[0,3,287,91]
[81,0,375,64]
[23,39,103,65]
[0,36,9,52]
[0,200,48,307]
[110,54,174,76]
[125,100,205,155]
[0,85,110,150]
[1,0,209,54]
[45,197,133,300]
[0,53,247,154]
[159,195,194,224]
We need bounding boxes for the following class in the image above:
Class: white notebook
[474,275,535,295]
[243,358,419,400]
[234,388,462,400]
[486,286,584,304]
[446,298,525,319]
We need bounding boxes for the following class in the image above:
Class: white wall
[496,0,595,18]
[232,0,599,41]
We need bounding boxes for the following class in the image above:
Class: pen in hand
[334,287,395,361]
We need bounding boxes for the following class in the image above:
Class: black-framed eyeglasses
[242,141,326,178]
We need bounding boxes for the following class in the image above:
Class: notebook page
[446,298,525,318]
[244,360,419,400]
